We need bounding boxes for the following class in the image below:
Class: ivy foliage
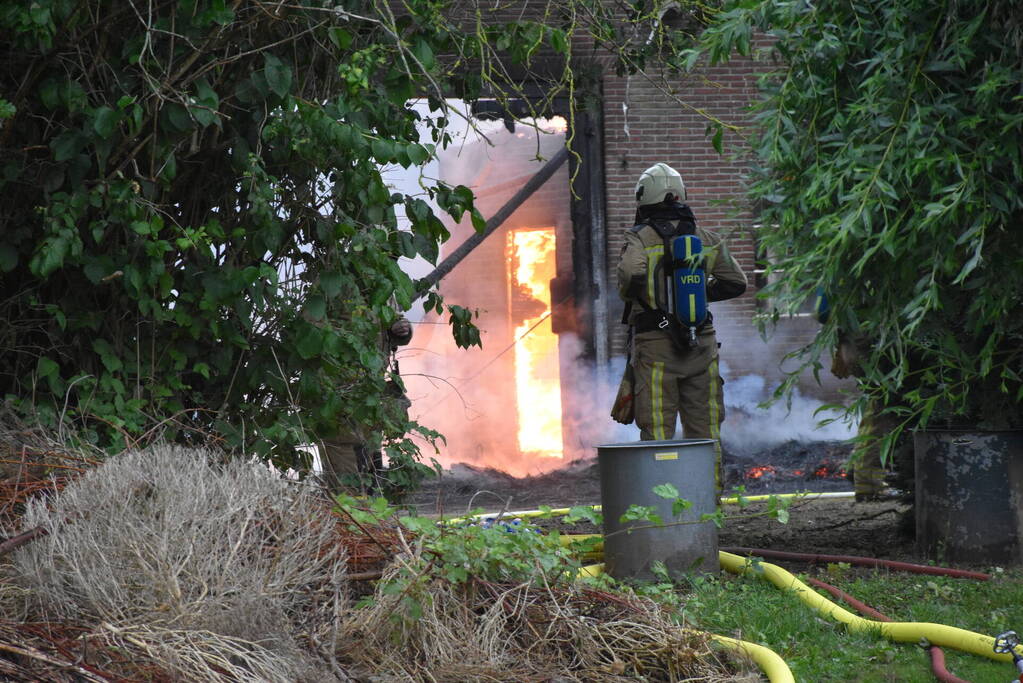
[700,0,1023,431]
[0,1,710,484]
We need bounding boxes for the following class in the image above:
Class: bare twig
[0,526,48,557]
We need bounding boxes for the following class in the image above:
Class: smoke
[397,114,576,477]
[400,313,530,475]
[390,105,856,477]
[401,326,856,476]
[558,334,640,455]
[718,362,856,457]
[558,336,856,462]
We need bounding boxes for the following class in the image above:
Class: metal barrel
[915,430,1023,565]
[598,439,719,579]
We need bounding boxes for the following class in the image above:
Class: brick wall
[598,52,849,398]
[602,54,758,358]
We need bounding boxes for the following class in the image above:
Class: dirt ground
[408,440,927,566]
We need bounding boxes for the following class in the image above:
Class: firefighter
[320,315,413,496]
[830,333,892,502]
[616,163,747,486]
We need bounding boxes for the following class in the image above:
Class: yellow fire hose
[718,550,1018,663]
[578,553,1021,682]
[445,491,854,525]
[579,553,1022,682]
[708,633,796,683]
[450,492,1022,681]
[578,561,796,681]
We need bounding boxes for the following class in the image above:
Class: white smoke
[558,338,857,461]
[558,335,640,456]
[719,363,856,456]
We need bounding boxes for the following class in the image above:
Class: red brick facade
[598,53,849,396]
[601,55,761,360]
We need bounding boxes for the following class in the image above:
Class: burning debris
[722,439,853,495]
[408,459,604,514]
[408,439,854,515]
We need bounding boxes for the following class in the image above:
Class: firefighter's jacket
[616,218,747,338]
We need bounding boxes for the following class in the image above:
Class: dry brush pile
[0,427,758,682]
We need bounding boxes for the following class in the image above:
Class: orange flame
[746,465,776,479]
[541,116,569,134]
[509,228,562,460]
[814,465,848,478]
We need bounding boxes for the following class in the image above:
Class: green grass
[681,566,1023,681]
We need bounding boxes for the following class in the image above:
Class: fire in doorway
[400,116,582,477]
[508,227,562,460]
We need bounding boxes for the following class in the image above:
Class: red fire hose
[721,546,991,581]
[806,576,970,683]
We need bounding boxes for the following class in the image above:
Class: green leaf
[406,143,430,165]
[412,38,436,70]
[192,79,220,128]
[412,231,439,264]
[711,124,724,155]
[320,272,342,298]
[163,103,192,132]
[295,328,323,359]
[92,339,123,373]
[32,234,70,277]
[39,81,60,110]
[563,505,601,525]
[548,27,568,54]
[160,153,177,181]
[394,231,416,259]
[92,106,119,139]
[328,28,353,50]
[621,504,663,526]
[263,54,293,98]
[36,356,59,379]
[51,130,84,162]
[208,1,234,25]
[402,596,423,620]
[47,305,67,330]
[29,4,51,25]
[672,497,693,517]
[399,515,437,534]
[653,482,680,500]
[305,295,327,321]
[372,138,393,161]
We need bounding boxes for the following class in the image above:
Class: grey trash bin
[598,439,719,579]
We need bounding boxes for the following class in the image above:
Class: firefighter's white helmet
[635,163,687,205]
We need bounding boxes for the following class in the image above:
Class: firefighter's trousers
[631,331,724,485]
[850,401,893,501]
[320,438,381,496]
